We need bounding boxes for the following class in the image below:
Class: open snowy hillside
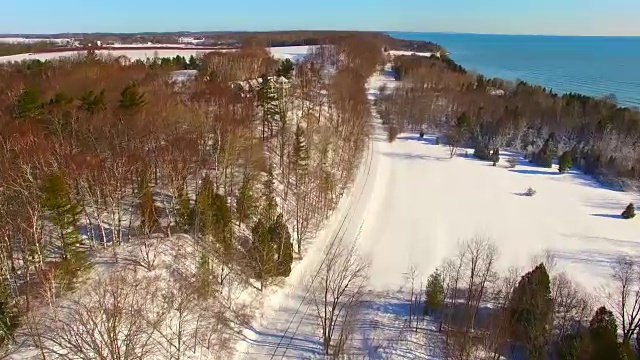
[233,66,640,359]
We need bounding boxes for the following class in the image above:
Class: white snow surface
[388,50,436,58]
[0,45,312,63]
[268,46,318,61]
[0,37,72,44]
[233,67,640,359]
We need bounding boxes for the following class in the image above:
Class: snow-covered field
[0,37,72,44]
[388,50,437,57]
[268,46,318,61]
[0,49,218,63]
[0,45,312,64]
[233,66,640,359]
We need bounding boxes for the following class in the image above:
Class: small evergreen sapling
[559,150,573,173]
[621,203,636,219]
[490,147,500,166]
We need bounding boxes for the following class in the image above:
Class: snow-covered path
[235,68,640,359]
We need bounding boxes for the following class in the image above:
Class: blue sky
[2,0,639,36]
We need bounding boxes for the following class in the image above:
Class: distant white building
[178,36,205,45]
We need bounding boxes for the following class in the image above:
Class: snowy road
[235,67,640,359]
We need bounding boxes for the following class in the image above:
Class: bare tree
[309,240,370,357]
[32,271,161,359]
[605,255,640,344]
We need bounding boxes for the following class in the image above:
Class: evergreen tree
[559,150,573,173]
[491,147,501,166]
[48,91,73,106]
[175,185,193,232]
[275,58,295,80]
[424,269,445,315]
[251,218,275,281]
[138,185,159,235]
[508,263,553,360]
[40,171,83,263]
[119,82,146,110]
[621,203,636,219]
[588,306,623,360]
[292,124,309,175]
[13,86,42,119]
[79,89,106,114]
[534,133,557,168]
[261,164,277,224]
[257,75,278,139]
[0,282,18,346]
[195,175,233,255]
[557,332,590,360]
[236,171,256,225]
[187,55,199,70]
[269,213,293,277]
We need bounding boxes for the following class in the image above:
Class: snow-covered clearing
[388,50,437,58]
[0,45,311,64]
[269,46,318,62]
[233,66,640,359]
[0,37,72,44]
[0,49,217,63]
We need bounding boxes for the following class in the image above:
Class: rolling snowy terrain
[233,60,640,359]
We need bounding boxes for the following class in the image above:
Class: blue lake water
[389,32,640,108]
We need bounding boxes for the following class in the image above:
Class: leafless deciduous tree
[309,241,370,357]
[605,255,640,344]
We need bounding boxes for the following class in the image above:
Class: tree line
[380,54,640,186]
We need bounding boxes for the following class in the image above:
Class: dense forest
[0,35,384,358]
[380,54,640,188]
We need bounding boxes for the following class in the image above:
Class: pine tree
[0,282,18,345]
[211,193,233,255]
[187,55,199,70]
[535,133,557,168]
[621,203,636,219]
[236,171,256,225]
[261,164,277,224]
[40,171,88,288]
[176,185,194,232]
[292,124,309,175]
[269,214,293,277]
[79,89,106,114]
[257,75,278,139]
[559,150,573,173]
[119,82,146,110]
[424,269,445,315]
[588,306,623,360]
[138,185,158,235]
[275,59,295,80]
[557,332,590,360]
[491,147,501,166]
[195,175,216,236]
[508,263,553,360]
[13,86,42,119]
[251,218,275,282]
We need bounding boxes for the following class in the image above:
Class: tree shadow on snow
[396,134,438,146]
[590,213,623,220]
[382,151,449,162]
[509,168,559,176]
